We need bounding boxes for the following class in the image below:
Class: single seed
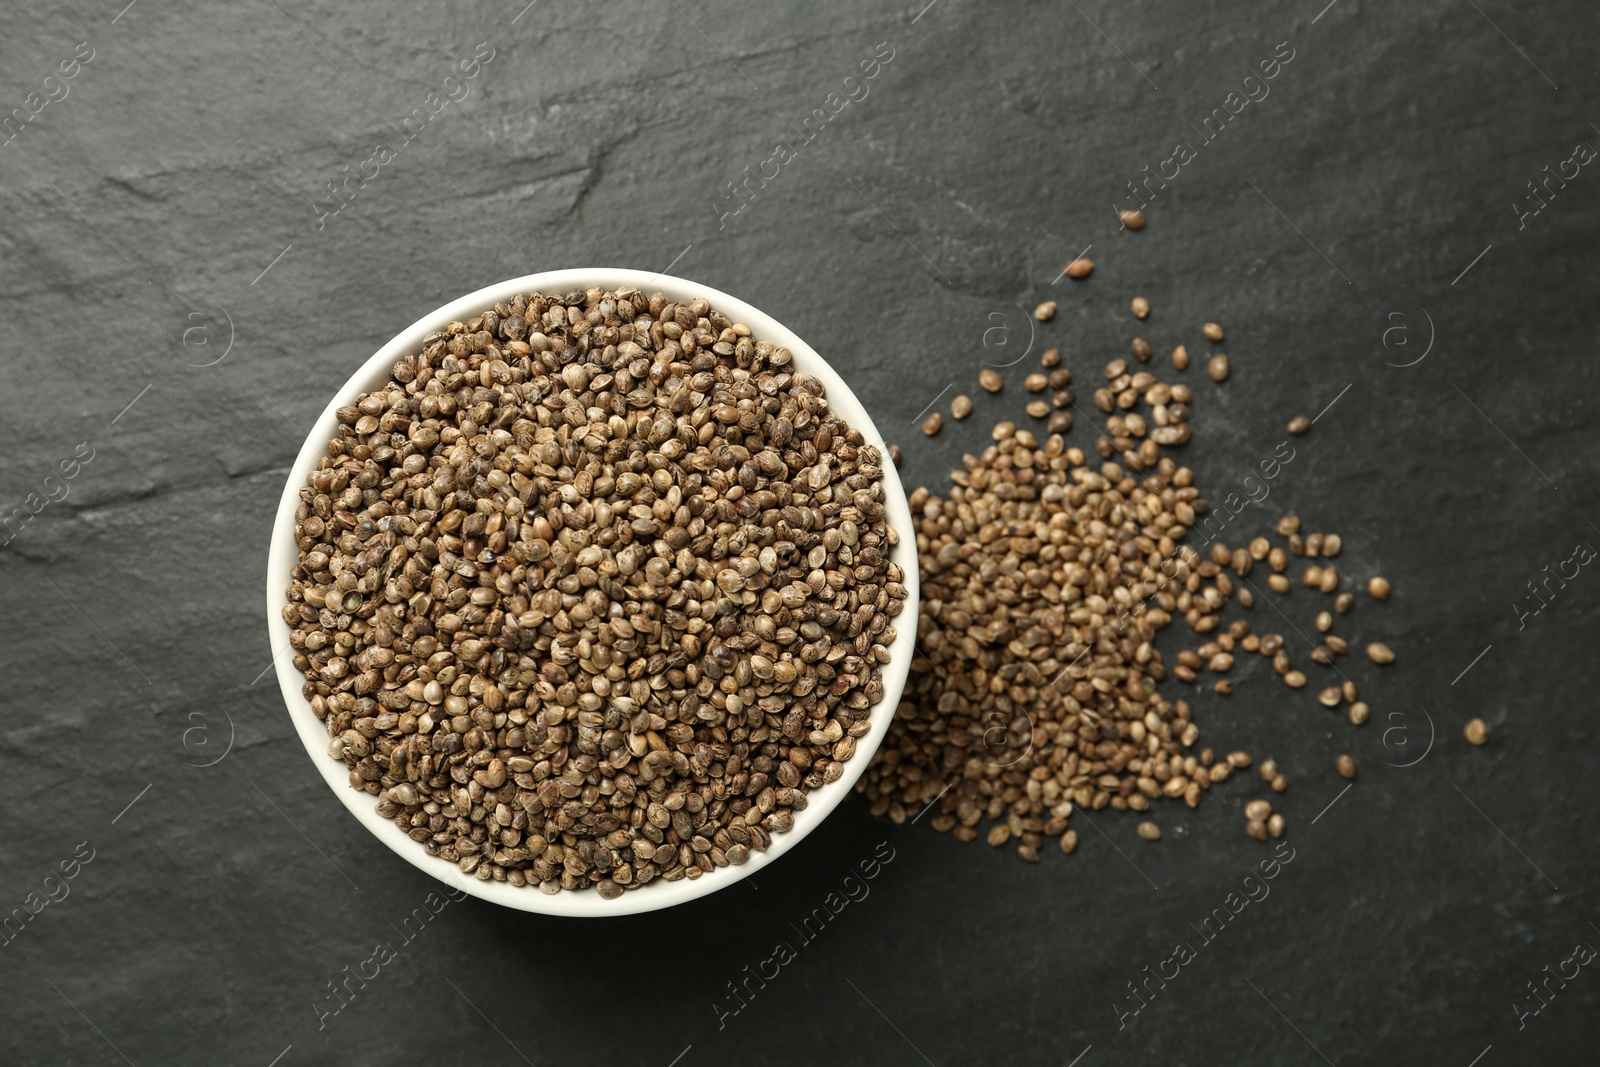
[1119,209,1146,229]
[979,369,1003,393]
[1322,534,1342,557]
[1284,670,1306,688]
[1034,301,1057,322]
[1368,576,1391,600]
[952,394,974,419]
[987,824,1011,847]
[1287,415,1311,435]
[1203,322,1224,341]
[1171,345,1189,370]
[1136,821,1161,841]
[1334,592,1355,614]
[1319,568,1339,593]
[1342,680,1358,703]
[1268,574,1290,594]
[1259,759,1278,781]
[1348,701,1370,725]
[1041,347,1061,367]
[1059,830,1079,854]
[1025,373,1048,393]
[1131,297,1150,320]
[1130,337,1151,361]
[1270,774,1288,793]
[1245,799,1272,821]
[1047,410,1072,433]
[1207,354,1229,382]
[1246,818,1268,841]
[1026,400,1050,419]
[1267,813,1285,838]
[1366,642,1395,665]
[922,412,943,436]
[1316,686,1340,707]
[1249,537,1270,560]
[1065,258,1094,279]
[1464,718,1489,745]
[889,443,903,468]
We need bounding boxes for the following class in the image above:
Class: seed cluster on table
[864,232,1443,860]
[283,286,906,896]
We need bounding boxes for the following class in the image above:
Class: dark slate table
[2,1,1596,1064]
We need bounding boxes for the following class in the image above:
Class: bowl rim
[265,267,920,917]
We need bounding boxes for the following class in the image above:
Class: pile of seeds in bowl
[862,268,1414,860]
[282,286,906,897]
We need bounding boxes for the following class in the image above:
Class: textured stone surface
[1,1,1597,1064]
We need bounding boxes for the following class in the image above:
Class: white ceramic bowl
[265,268,920,916]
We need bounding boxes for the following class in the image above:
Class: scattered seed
[1366,642,1396,665]
[1270,774,1288,793]
[923,412,943,436]
[1171,345,1189,370]
[1246,818,1268,841]
[1202,322,1224,341]
[1348,701,1370,725]
[1207,354,1229,382]
[1284,670,1306,688]
[1287,415,1311,435]
[1464,718,1489,745]
[1034,301,1057,322]
[1026,400,1049,419]
[1131,337,1151,361]
[1047,410,1073,433]
[1119,209,1146,230]
[1334,592,1355,614]
[1314,610,1333,633]
[1137,821,1161,841]
[1059,829,1079,854]
[1368,576,1391,600]
[1065,258,1094,279]
[1267,813,1285,838]
[889,443,903,468]
[1131,297,1150,320]
[1268,574,1290,594]
[1041,347,1061,367]
[1317,687,1341,708]
[1025,373,1048,393]
[1322,534,1342,557]
[979,369,1003,393]
[952,394,974,420]
[1245,799,1272,821]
